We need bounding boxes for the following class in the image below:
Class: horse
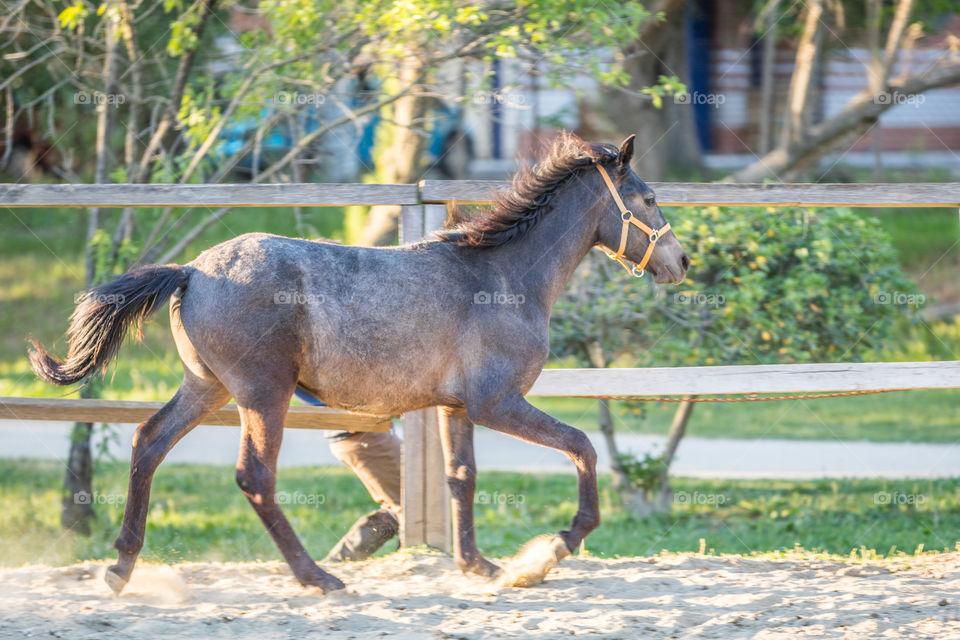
[29,132,689,594]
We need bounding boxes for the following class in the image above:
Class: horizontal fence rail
[0,397,392,431]
[420,180,960,208]
[527,361,960,397]
[0,183,420,208]
[2,182,960,209]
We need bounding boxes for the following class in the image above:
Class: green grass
[1,459,958,568]
[867,207,960,268]
[531,389,960,443]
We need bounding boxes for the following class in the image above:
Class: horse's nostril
[681,254,691,271]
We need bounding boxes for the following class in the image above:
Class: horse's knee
[236,464,273,503]
[129,420,164,467]
[566,429,597,470]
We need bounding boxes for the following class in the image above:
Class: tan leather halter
[596,164,671,278]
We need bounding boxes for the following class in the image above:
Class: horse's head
[594,135,689,284]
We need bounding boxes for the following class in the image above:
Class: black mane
[435,132,622,248]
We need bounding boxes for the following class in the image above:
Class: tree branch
[133,0,218,183]
[726,60,960,183]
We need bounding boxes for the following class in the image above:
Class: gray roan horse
[30,132,688,594]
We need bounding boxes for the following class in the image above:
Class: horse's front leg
[437,407,502,579]
[467,393,599,587]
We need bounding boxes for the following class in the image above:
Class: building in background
[462,3,960,178]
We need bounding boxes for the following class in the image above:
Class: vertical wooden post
[399,204,451,551]
[421,205,451,550]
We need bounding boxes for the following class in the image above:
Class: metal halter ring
[649,230,659,243]
[631,265,645,278]
[621,210,633,222]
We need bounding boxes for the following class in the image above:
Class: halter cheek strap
[596,164,670,278]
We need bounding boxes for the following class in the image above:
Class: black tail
[29,264,190,386]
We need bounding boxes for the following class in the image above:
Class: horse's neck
[488,196,599,311]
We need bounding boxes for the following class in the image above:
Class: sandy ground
[2,551,960,639]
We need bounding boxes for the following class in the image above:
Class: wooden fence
[2,180,959,552]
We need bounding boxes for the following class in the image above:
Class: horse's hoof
[104,567,128,596]
[302,571,346,594]
[498,534,569,588]
[461,557,502,580]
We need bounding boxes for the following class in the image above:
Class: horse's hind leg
[438,407,501,578]
[106,371,230,594]
[234,397,345,593]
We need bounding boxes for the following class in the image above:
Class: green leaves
[640,75,686,108]
[166,8,201,57]
[58,1,88,29]
[177,85,221,150]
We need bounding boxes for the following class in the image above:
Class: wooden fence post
[399,203,451,551]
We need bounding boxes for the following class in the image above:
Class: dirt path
[2,552,959,639]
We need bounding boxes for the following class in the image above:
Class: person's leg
[325,430,403,562]
[329,431,402,514]
[293,386,403,562]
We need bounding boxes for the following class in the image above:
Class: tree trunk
[358,56,428,247]
[624,397,695,517]
[64,9,121,534]
[654,396,695,506]
[866,0,884,181]
[757,0,781,155]
[61,385,96,534]
[780,0,824,150]
[597,398,630,490]
[581,0,692,180]
[586,341,631,490]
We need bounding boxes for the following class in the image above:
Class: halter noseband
[596,164,671,278]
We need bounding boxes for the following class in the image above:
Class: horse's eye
[644,195,656,207]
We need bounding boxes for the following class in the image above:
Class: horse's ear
[618,134,636,167]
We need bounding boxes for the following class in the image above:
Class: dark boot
[324,509,399,563]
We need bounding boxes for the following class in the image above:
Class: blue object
[294,385,326,406]
[686,0,713,151]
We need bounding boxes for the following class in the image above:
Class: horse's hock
[3,179,960,553]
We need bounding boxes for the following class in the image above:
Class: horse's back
[176,232,470,413]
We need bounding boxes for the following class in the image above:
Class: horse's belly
[298,362,454,417]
